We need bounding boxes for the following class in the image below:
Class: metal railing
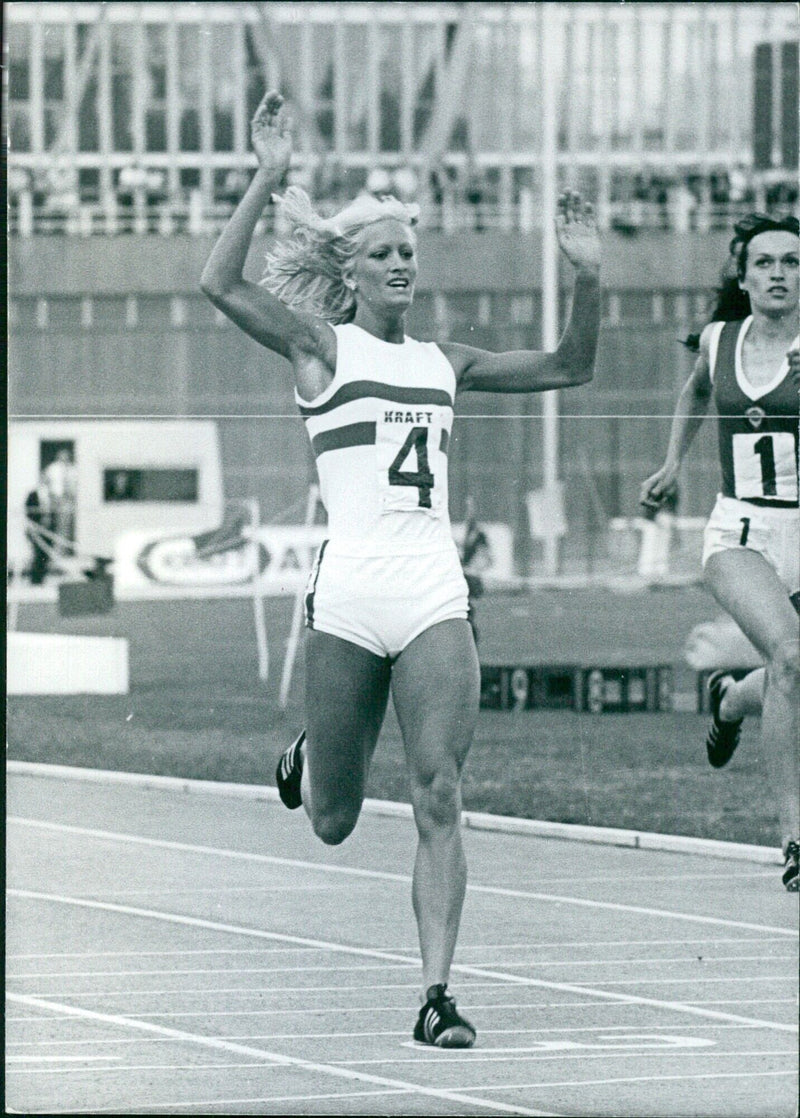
[8,191,797,239]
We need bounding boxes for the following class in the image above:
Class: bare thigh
[704,548,799,659]
[305,629,392,820]
[391,619,480,808]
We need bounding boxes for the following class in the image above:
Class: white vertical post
[541,2,560,577]
[246,499,269,683]
[279,485,320,709]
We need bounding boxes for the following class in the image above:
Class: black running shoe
[276,730,305,810]
[413,984,476,1048]
[705,671,743,768]
[782,840,799,892]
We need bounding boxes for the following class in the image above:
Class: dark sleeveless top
[710,317,799,508]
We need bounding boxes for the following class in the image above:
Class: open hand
[250,90,292,178]
[555,191,600,272]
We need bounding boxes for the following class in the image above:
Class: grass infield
[7,587,778,847]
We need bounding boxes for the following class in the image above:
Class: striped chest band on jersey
[310,422,450,458]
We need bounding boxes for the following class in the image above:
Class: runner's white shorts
[702,494,800,595]
[304,542,470,659]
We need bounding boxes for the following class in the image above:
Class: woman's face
[739,230,800,317]
[350,219,418,312]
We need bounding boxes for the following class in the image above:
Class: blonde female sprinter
[202,92,601,1046]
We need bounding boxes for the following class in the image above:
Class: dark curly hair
[681,212,799,351]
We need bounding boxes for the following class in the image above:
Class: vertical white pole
[541,3,560,576]
[279,485,320,709]
[247,499,269,683]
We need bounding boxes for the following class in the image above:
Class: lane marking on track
[21,1089,413,1115]
[4,761,784,865]
[455,1069,797,1093]
[8,951,790,980]
[5,975,793,1001]
[8,818,796,937]
[3,1023,775,1049]
[6,1055,120,1064]
[9,890,798,1035]
[5,994,558,1118]
[6,934,789,960]
[6,999,796,1023]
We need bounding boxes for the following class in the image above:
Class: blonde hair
[261,187,420,324]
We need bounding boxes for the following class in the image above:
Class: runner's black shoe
[705,671,743,768]
[413,984,476,1048]
[782,839,799,892]
[276,730,305,810]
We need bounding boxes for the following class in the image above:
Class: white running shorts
[702,494,800,595]
[304,543,470,659]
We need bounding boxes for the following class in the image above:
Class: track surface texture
[7,767,798,1117]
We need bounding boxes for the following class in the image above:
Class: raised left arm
[446,192,600,393]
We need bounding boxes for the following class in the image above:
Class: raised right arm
[200,91,329,365]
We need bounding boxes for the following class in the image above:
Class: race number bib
[732,431,798,502]
[376,409,445,516]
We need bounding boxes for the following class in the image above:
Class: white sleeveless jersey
[296,323,457,555]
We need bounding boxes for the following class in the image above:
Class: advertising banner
[114,522,514,598]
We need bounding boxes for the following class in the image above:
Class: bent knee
[767,639,800,692]
[412,770,462,832]
[311,806,360,846]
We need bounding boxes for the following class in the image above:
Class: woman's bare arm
[639,324,715,511]
[445,192,601,392]
[200,91,333,366]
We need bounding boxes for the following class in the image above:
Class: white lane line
[9,818,796,937]
[7,935,788,960]
[3,1023,775,1048]
[563,976,791,987]
[456,1069,796,1093]
[7,946,335,960]
[7,1061,269,1075]
[7,996,796,1023]
[4,980,480,999]
[9,952,791,980]
[6,975,792,1001]
[33,1089,413,1114]
[6,1055,120,1064]
[9,890,798,1034]
[465,882,797,937]
[7,962,418,980]
[342,1047,797,1066]
[4,993,558,1118]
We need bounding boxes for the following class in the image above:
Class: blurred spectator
[428,160,458,230]
[463,155,485,231]
[25,473,55,585]
[44,447,77,555]
[728,163,751,204]
[669,179,697,233]
[42,166,79,233]
[117,163,149,205]
[392,165,418,203]
[366,166,392,197]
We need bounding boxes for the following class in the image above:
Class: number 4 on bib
[388,426,434,508]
